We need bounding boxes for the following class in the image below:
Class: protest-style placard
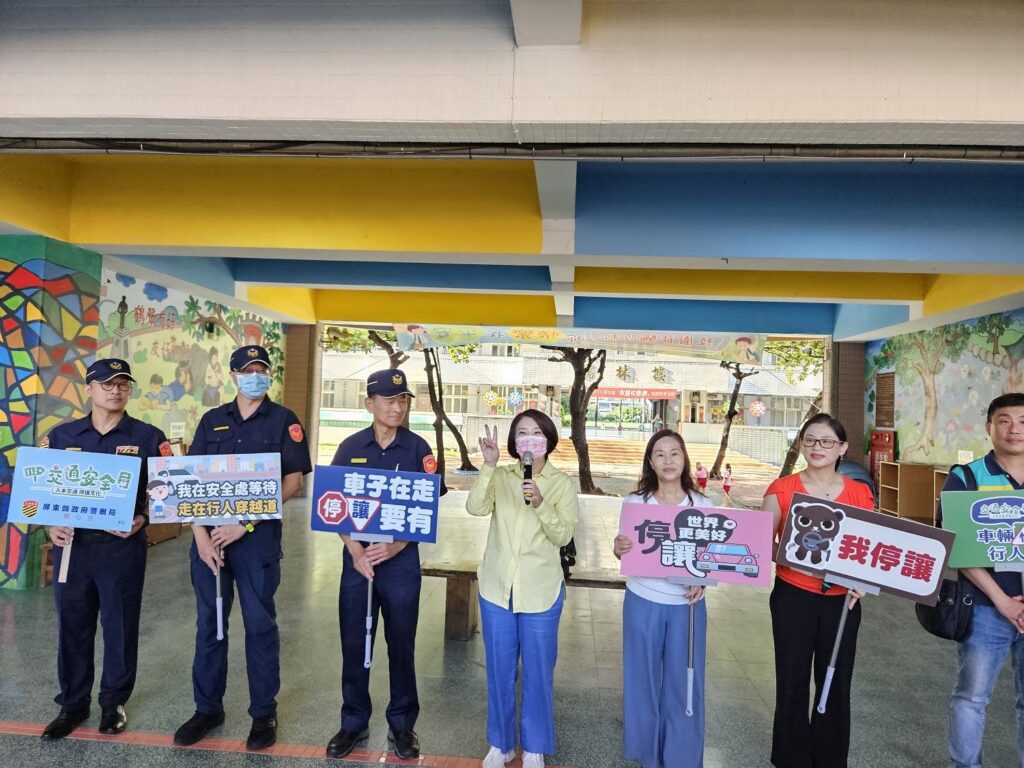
[776,492,954,605]
[310,464,441,543]
[941,490,1024,569]
[146,453,283,524]
[619,503,774,587]
[7,446,140,532]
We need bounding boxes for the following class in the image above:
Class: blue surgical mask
[236,372,271,399]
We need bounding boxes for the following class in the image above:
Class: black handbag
[915,574,974,641]
[915,462,978,641]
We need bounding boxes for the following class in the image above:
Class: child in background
[695,461,708,492]
[722,463,733,496]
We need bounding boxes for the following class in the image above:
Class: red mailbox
[869,429,896,490]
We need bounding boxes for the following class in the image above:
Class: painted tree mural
[881,323,970,461]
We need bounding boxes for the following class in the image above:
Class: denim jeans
[949,604,1024,768]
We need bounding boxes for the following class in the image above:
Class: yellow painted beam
[924,274,1024,316]
[246,286,317,324]
[0,156,73,240]
[576,267,929,302]
[314,289,556,326]
[67,155,541,254]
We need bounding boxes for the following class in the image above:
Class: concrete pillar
[283,324,319,483]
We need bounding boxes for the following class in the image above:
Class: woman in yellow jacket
[467,409,579,768]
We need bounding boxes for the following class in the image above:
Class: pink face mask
[515,435,548,459]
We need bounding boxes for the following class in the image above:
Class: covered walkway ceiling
[1,152,1022,340]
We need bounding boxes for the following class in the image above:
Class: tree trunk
[423,349,476,472]
[369,330,408,368]
[544,346,607,494]
[904,364,939,460]
[710,363,758,479]
[779,391,823,477]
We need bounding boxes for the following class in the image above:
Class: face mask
[236,372,271,399]
[515,435,548,459]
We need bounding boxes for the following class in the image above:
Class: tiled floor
[1,492,1021,767]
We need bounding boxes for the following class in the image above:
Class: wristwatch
[243,521,256,534]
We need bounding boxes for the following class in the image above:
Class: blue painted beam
[576,161,1024,265]
[116,255,237,297]
[573,297,837,335]
[232,259,551,291]
[833,302,911,340]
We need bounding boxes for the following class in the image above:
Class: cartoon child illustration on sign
[147,479,172,520]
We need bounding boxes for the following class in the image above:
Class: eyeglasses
[98,380,132,392]
[801,437,838,449]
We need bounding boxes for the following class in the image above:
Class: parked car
[695,542,760,577]
[154,467,201,496]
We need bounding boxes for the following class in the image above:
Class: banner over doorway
[394,324,765,364]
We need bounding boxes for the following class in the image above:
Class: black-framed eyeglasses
[98,380,132,392]
[801,437,838,449]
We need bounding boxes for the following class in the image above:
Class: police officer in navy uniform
[173,345,312,751]
[326,368,446,761]
[42,358,171,740]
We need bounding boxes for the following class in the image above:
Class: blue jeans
[623,589,707,768]
[479,587,564,755]
[949,604,1024,768]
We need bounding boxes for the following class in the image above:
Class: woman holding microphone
[467,410,579,768]
[613,429,711,768]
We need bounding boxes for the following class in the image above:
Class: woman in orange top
[761,413,874,768]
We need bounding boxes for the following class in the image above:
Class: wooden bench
[422,561,625,641]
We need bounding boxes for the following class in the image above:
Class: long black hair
[798,412,848,471]
[633,429,700,503]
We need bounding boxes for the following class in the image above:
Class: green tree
[320,326,408,368]
[423,345,478,474]
[975,313,1012,356]
[543,347,608,494]
[709,362,759,479]
[765,340,828,477]
[882,324,970,460]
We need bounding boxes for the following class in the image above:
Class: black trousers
[769,577,861,768]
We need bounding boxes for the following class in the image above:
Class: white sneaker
[482,746,515,768]
[522,752,545,768]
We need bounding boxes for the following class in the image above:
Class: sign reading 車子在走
[310,465,440,543]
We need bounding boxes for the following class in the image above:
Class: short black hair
[507,408,559,459]
[988,393,1024,422]
[147,479,170,490]
[150,373,163,385]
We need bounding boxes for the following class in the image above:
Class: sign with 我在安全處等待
[618,503,774,586]
[6,446,140,531]
[146,453,283,524]
[941,490,1024,569]
[310,464,441,543]
[776,492,954,605]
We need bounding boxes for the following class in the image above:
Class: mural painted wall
[0,235,100,589]
[865,306,1024,465]
[98,268,286,444]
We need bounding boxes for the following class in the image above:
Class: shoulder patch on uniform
[212,425,231,431]
[422,455,437,474]
[159,441,174,457]
[289,423,304,443]
[65,446,82,451]
[350,457,368,464]
[116,445,140,455]
[39,436,49,448]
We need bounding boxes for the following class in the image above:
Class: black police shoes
[326,728,369,759]
[388,729,420,760]
[173,710,225,746]
[41,707,90,740]
[98,705,127,735]
[246,715,277,750]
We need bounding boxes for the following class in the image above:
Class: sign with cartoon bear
[776,492,955,605]
[618,503,774,586]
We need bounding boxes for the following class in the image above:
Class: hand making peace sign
[478,424,500,467]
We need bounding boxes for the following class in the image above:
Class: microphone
[522,451,533,506]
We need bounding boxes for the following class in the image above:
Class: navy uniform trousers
[53,530,147,711]
[189,520,282,718]
[340,542,421,732]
